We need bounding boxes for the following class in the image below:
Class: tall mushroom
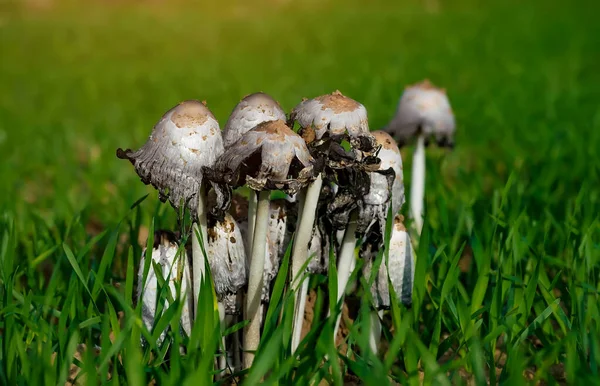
[117,100,225,319]
[384,80,455,236]
[358,131,411,353]
[362,216,414,353]
[138,230,192,348]
[222,92,287,254]
[206,119,314,368]
[288,91,380,351]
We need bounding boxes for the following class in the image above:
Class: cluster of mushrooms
[117,80,455,374]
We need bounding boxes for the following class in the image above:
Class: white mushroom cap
[223,92,287,148]
[387,218,414,306]
[385,80,455,147]
[216,120,314,193]
[206,213,247,314]
[361,216,414,309]
[118,100,224,216]
[138,231,193,345]
[289,90,369,141]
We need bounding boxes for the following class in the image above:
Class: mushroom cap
[361,216,414,309]
[138,230,193,345]
[206,213,247,312]
[223,92,287,148]
[118,100,224,216]
[364,131,405,214]
[289,90,369,141]
[387,218,414,306]
[216,120,314,193]
[385,80,455,147]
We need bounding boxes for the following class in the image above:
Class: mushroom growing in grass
[384,80,456,237]
[362,216,414,353]
[357,131,410,353]
[138,230,192,348]
[205,212,248,372]
[205,119,314,368]
[222,92,287,255]
[117,100,225,319]
[358,131,405,237]
[288,91,380,351]
[230,195,292,326]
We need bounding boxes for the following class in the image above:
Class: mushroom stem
[217,302,227,379]
[192,184,209,318]
[247,191,258,254]
[410,134,426,237]
[244,190,271,368]
[368,309,384,354]
[291,279,310,351]
[332,211,359,342]
[290,174,323,352]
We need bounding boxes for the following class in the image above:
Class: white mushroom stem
[410,134,426,237]
[368,309,384,354]
[192,184,209,318]
[217,302,227,379]
[244,190,270,368]
[247,191,258,253]
[332,211,359,342]
[290,174,323,352]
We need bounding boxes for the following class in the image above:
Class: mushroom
[207,119,314,367]
[287,91,380,351]
[384,80,455,236]
[222,92,287,256]
[138,230,193,348]
[362,216,414,353]
[358,131,405,236]
[117,100,225,320]
[206,213,247,315]
[356,131,408,353]
[205,212,247,373]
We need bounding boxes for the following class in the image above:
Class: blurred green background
[2,0,598,234]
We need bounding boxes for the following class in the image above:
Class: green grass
[1,0,600,384]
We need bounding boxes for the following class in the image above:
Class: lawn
[1,0,599,384]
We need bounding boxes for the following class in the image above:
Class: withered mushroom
[356,132,410,354]
[118,100,224,319]
[358,131,405,236]
[384,80,455,235]
[138,230,193,348]
[222,92,287,255]
[208,119,314,367]
[287,91,380,351]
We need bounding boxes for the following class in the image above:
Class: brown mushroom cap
[216,120,314,193]
[289,90,369,141]
[117,100,224,216]
[385,79,456,147]
[223,92,287,148]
